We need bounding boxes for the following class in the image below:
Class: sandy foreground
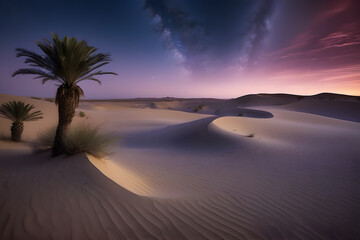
[0,93,359,240]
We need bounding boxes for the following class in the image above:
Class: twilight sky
[0,0,359,98]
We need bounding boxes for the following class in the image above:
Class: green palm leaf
[0,101,43,122]
[13,33,117,103]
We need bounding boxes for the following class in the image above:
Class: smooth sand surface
[276,98,360,122]
[0,93,359,239]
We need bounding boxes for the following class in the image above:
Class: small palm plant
[12,33,117,156]
[0,101,43,142]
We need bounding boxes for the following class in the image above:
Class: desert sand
[0,93,359,240]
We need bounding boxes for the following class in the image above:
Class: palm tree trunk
[11,121,23,142]
[52,94,77,157]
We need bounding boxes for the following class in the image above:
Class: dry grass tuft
[35,122,117,158]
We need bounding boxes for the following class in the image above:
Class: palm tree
[12,33,117,157]
[0,101,43,142]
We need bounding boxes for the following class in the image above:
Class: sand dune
[276,99,360,122]
[229,93,360,122]
[0,93,359,239]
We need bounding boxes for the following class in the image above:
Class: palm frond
[12,68,60,83]
[0,101,43,122]
[15,48,55,71]
[75,70,117,84]
[13,33,117,103]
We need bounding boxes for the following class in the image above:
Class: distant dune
[229,92,360,122]
[232,92,360,105]
[0,93,359,240]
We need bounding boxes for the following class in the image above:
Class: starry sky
[0,0,359,98]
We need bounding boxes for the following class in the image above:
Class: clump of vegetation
[0,101,43,142]
[238,112,243,116]
[247,133,255,138]
[79,111,85,117]
[66,124,117,158]
[193,104,204,112]
[30,96,41,100]
[150,102,156,109]
[35,123,117,158]
[297,96,304,100]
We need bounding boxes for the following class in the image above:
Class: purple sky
[0,0,359,99]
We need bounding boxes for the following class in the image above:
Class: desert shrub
[79,111,85,117]
[150,103,156,109]
[247,133,255,138]
[193,104,204,112]
[30,96,41,100]
[238,112,243,116]
[35,126,57,151]
[35,123,117,158]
